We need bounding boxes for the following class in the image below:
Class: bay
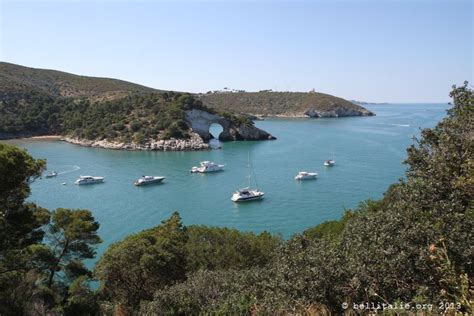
[4,103,448,259]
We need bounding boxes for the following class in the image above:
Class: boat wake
[57,165,81,175]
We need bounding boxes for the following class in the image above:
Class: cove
[4,103,448,260]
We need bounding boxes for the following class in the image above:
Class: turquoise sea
[5,103,449,259]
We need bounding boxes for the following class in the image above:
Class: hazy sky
[1,0,472,102]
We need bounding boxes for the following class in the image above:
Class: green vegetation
[94,217,281,309]
[0,62,204,141]
[0,91,211,141]
[200,90,374,117]
[0,143,101,315]
[0,84,472,315]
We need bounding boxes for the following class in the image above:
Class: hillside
[0,63,374,118]
[0,62,157,102]
[0,63,371,147]
[0,63,274,147]
[199,91,374,117]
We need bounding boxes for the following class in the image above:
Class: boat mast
[247,151,251,188]
[249,151,259,189]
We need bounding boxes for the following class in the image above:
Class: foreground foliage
[0,144,102,315]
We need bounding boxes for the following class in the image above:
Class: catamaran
[324,153,336,166]
[74,175,104,185]
[231,187,265,202]
[324,159,335,167]
[231,153,264,202]
[190,161,225,173]
[134,175,165,186]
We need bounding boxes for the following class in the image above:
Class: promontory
[0,62,373,150]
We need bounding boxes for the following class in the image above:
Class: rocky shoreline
[247,109,375,119]
[61,133,210,151]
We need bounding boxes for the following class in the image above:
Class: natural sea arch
[208,123,224,148]
[209,123,224,140]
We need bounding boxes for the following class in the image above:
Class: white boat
[324,152,336,166]
[324,159,335,167]
[45,170,58,178]
[231,187,265,202]
[134,175,165,186]
[295,171,318,180]
[231,153,264,202]
[74,175,104,185]
[190,161,225,173]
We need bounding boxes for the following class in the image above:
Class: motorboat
[74,175,104,185]
[134,175,165,186]
[231,153,264,202]
[324,159,335,167]
[295,171,318,180]
[191,161,224,173]
[45,170,58,178]
[231,187,265,202]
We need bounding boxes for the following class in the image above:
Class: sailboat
[324,153,336,167]
[231,153,264,202]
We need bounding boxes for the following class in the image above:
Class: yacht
[74,176,104,185]
[295,171,318,180]
[134,175,165,186]
[191,161,225,173]
[231,187,265,202]
[231,153,264,202]
[324,159,335,167]
[45,170,58,178]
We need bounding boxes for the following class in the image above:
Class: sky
[0,0,472,102]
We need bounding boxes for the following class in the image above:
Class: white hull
[295,171,318,180]
[191,161,224,173]
[75,176,104,185]
[295,175,317,180]
[324,160,335,167]
[231,189,265,202]
[134,176,165,186]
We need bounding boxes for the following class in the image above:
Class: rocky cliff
[304,106,373,118]
[184,109,276,142]
[62,133,209,151]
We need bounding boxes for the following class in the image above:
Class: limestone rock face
[305,107,374,118]
[184,109,230,141]
[184,109,275,142]
[62,133,209,151]
[231,123,276,141]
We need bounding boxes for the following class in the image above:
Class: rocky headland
[61,133,210,151]
[184,109,275,142]
[59,109,276,151]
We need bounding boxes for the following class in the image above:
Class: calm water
[5,103,448,259]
